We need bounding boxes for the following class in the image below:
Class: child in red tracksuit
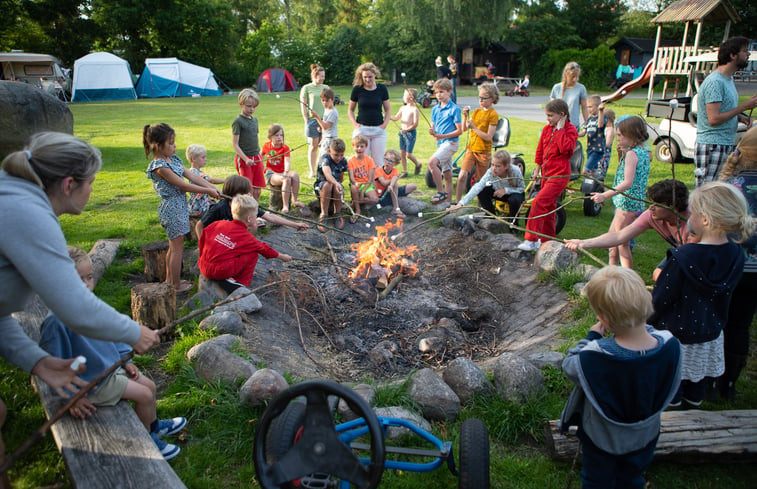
[199,194,292,289]
[518,98,578,251]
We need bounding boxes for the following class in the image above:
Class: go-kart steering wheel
[253,379,385,489]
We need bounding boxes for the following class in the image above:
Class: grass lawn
[2,85,756,488]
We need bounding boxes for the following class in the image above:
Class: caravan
[0,52,70,97]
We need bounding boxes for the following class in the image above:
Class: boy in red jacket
[199,194,292,289]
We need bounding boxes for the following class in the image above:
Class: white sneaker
[517,239,541,251]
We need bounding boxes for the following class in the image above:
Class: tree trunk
[141,240,169,282]
[130,283,176,330]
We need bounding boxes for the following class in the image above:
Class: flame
[349,219,418,280]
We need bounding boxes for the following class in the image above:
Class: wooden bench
[544,410,757,463]
[33,379,186,488]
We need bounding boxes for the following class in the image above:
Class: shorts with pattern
[694,143,734,188]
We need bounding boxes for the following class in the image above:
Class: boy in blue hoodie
[560,266,681,489]
[39,247,187,460]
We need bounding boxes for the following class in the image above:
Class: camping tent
[72,52,136,102]
[256,68,299,92]
[135,58,221,98]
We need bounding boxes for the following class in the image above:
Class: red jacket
[535,122,577,178]
[198,219,278,284]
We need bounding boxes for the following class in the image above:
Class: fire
[349,220,418,281]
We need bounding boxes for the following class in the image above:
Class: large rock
[0,81,74,159]
[374,406,433,439]
[492,352,545,403]
[526,351,565,371]
[534,240,578,274]
[397,197,428,217]
[443,357,494,404]
[214,287,263,314]
[407,368,460,421]
[488,233,521,252]
[191,343,257,384]
[337,383,376,420]
[238,369,288,406]
[199,311,244,335]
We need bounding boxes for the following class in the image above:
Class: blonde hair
[588,94,602,105]
[584,266,653,331]
[384,149,400,163]
[267,124,284,139]
[185,144,206,163]
[353,63,381,87]
[432,78,452,92]
[604,108,616,125]
[238,88,259,107]
[310,64,324,83]
[720,126,757,180]
[478,82,500,104]
[404,88,418,103]
[352,134,368,146]
[689,182,755,242]
[560,62,581,97]
[231,194,258,221]
[67,246,90,267]
[2,132,102,191]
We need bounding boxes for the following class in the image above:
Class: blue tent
[72,52,136,102]
[136,58,221,98]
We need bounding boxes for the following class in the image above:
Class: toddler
[390,88,421,177]
[186,144,225,217]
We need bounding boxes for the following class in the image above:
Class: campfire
[349,220,418,293]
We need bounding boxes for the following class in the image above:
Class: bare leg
[281,176,292,213]
[407,152,420,173]
[289,172,303,206]
[122,380,156,431]
[251,186,261,201]
[400,150,408,174]
[443,170,453,202]
[455,169,470,203]
[166,236,184,287]
[429,158,443,193]
[308,137,321,178]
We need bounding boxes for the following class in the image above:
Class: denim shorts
[399,129,417,153]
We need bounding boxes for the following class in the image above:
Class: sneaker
[218,277,243,294]
[151,417,187,438]
[517,239,541,251]
[151,433,180,460]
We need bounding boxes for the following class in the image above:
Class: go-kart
[416,81,437,108]
[253,379,490,489]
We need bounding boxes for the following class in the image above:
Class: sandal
[335,216,345,229]
[430,192,447,204]
[392,208,406,218]
[294,201,306,208]
[414,162,422,175]
[317,216,327,233]
[257,218,266,228]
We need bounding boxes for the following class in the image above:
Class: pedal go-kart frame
[254,379,489,489]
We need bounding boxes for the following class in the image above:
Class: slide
[601,59,654,103]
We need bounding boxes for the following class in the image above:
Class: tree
[564,0,626,48]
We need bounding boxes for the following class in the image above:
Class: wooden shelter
[647,0,741,99]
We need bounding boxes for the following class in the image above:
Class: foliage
[541,45,618,92]
[564,0,627,48]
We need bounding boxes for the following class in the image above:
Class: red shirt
[535,122,577,178]
[262,141,290,174]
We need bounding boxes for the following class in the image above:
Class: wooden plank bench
[33,379,186,489]
[544,409,757,463]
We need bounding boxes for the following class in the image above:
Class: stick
[156,280,284,338]
[380,274,403,298]
[0,352,135,474]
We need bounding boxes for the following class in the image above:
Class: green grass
[2,88,756,488]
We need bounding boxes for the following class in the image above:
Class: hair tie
[23,150,32,160]
[733,148,741,156]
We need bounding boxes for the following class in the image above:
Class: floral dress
[188,168,211,217]
[146,155,190,239]
[612,145,650,212]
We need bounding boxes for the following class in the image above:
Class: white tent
[72,52,136,102]
[135,58,221,98]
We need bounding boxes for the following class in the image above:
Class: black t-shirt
[437,65,452,80]
[350,84,389,126]
[201,199,263,227]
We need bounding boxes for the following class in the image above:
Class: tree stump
[141,240,169,282]
[130,283,176,330]
[269,184,286,211]
[188,217,201,242]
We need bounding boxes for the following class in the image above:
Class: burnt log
[544,410,757,463]
[130,283,175,329]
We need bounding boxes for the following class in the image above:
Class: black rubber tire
[583,196,602,217]
[265,402,306,462]
[422,97,431,108]
[458,418,489,489]
[425,168,436,188]
[555,206,567,235]
[655,138,679,164]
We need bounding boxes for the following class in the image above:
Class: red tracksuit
[198,219,278,286]
[525,122,577,242]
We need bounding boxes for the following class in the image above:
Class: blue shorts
[378,185,408,206]
[585,150,603,173]
[399,129,417,153]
